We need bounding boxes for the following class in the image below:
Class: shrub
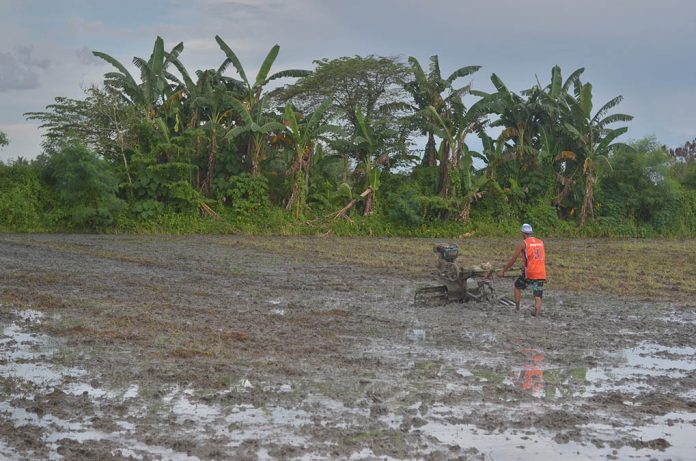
[220,173,271,221]
[0,161,46,230]
[131,157,199,211]
[40,139,125,229]
[523,201,560,235]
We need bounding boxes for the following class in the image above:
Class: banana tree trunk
[285,148,308,217]
[364,192,374,216]
[553,173,575,207]
[424,132,437,167]
[205,127,218,193]
[439,141,451,199]
[458,195,473,223]
[304,148,313,197]
[580,171,595,227]
[286,179,302,217]
[332,188,373,219]
[195,136,202,190]
[250,137,260,176]
[118,133,133,199]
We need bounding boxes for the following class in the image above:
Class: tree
[0,130,8,147]
[599,137,678,228]
[215,36,309,174]
[192,76,236,193]
[165,68,226,189]
[276,56,415,177]
[563,82,633,226]
[535,65,585,212]
[467,74,554,215]
[226,96,285,180]
[426,104,482,219]
[352,109,381,216]
[25,87,144,191]
[93,36,184,119]
[404,55,480,166]
[469,66,589,215]
[474,74,546,161]
[282,99,338,217]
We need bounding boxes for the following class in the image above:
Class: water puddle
[3,305,695,460]
[0,310,323,459]
[448,344,696,458]
[624,342,696,373]
[0,309,204,460]
[406,328,426,341]
[659,309,696,325]
[0,311,87,390]
[418,398,696,460]
[498,342,696,401]
[498,349,588,399]
[581,342,696,399]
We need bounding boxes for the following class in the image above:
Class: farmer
[497,223,547,317]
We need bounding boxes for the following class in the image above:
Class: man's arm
[497,242,525,276]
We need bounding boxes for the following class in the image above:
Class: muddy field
[1,234,695,460]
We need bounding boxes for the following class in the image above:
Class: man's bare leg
[534,296,542,317]
[514,287,521,310]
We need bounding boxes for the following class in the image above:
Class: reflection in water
[515,348,545,396]
[511,348,587,399]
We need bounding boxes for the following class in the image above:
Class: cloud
[68,17,107,34]
[76,47,102,66]
[0,123,44,162]
[0,46,51,92]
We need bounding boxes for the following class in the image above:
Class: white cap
[520,223,533,234]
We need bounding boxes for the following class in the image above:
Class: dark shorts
[515,275,544,298]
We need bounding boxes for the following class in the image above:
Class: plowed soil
[1,234,695,460]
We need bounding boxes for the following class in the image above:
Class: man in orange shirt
[497,223,547,317]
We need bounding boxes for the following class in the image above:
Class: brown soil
[1,234,695,460]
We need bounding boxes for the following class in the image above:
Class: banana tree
[353,109,398,216]
[192,80,236,193]
[93,36,184,119]
[472,74,550,164]
[226,96,285,178]
[538,65,586,209]
[427,102,491,220]
[426,105,479,197]
[459,173,494,223]
[563,82,633,226]
[282,99,338,218]
[215,36,310,173]
[404,55,480,166]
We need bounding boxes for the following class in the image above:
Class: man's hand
[497,269,506,278]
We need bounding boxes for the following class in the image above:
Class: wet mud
[1,234,695,460]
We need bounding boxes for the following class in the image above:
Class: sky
[1,0,695,162]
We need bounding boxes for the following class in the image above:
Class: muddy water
[0,234,695,460]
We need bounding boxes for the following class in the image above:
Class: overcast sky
[1,0,695,162]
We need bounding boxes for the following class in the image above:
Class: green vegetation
[1,37,693,236]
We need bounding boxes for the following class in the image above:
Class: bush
[40,139,125,230]
[386,188,424,226]
[131,157,199,211]
[523,201,560,235]
[220,173,272,221]
[0,162,44,230]
[662,189,696,237]
[130,199,165,221]
[598,138,680,230]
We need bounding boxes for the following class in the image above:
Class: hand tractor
[414,244,516,306]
